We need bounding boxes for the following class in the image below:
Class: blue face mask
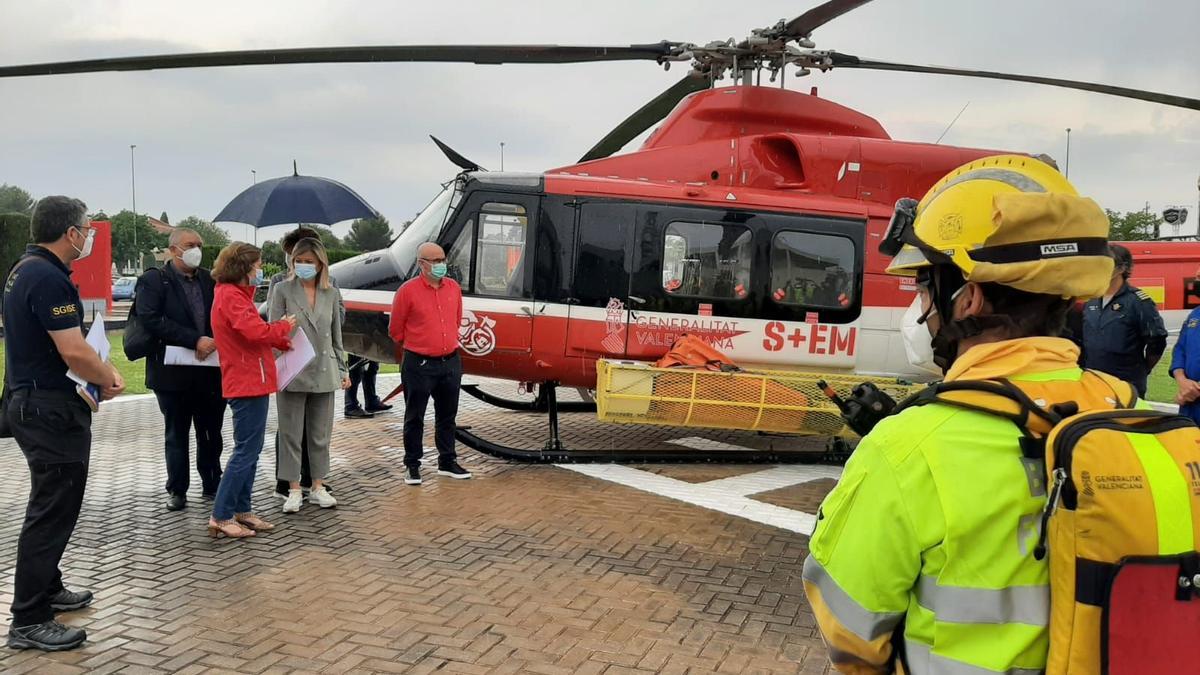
[294,263,318,280]
[431,262,448,279]
[252,269,264,285]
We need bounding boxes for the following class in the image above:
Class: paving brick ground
[746,481,839,515]
[0,377,835,674]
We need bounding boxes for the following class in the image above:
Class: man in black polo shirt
[136,227,224,511]
[3,196,125,651]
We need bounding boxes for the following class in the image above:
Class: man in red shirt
[389,242,471,484]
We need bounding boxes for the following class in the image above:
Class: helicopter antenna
[934,101,970,144]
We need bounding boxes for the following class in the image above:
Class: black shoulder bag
[122,268,166,361]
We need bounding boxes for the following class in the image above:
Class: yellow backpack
[902,373,1200,675]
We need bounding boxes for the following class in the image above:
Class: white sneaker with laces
[282,489,303,513]
[308,486,337,508]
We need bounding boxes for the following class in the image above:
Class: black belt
[405,350,458,362]
[11,388,78,402]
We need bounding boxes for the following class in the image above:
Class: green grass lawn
[1146,358,1176,404]
[0,332,150,395]
[0,332,400,397]
[0,333,1181,403]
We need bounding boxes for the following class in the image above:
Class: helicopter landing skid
[454,383,852,465]
[460,383,597,414]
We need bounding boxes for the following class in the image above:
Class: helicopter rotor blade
[0,43,681,79]
[579,72,710,162]
[829,52,1200,111]
[430,135,486,172]
[784,0,876,38]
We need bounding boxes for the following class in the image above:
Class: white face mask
[179,246,203,269]
[901,296,941,376]
[71,226,95,261]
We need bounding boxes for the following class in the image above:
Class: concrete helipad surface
[0,376,838,674]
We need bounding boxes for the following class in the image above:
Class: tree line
[0,183,397,275]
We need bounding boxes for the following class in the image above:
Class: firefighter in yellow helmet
[803,155,1126,674]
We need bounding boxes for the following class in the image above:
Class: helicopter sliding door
[442,191,536,357]
[564,202,635,358]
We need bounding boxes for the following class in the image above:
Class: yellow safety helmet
[881,154,1113,298]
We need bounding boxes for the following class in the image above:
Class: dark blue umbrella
[213,162,379,227]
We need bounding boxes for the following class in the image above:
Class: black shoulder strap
[5,253,44,284]
[895,378,1062,458]
[1083,369,1138,409]
[129,266,168,313]
[3,254,49,388]
[897,379,1059,427]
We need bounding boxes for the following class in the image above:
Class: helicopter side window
[475,203,528,297]
[661,222,752,300]
[770,231,856,309]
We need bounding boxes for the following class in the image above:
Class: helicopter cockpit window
[475,203,527,297]
[445,220,473,286]
[770,231,856,308]
[661,222,752,299]
[391,183,460,279]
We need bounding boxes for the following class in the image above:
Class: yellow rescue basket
[595,359,922,437]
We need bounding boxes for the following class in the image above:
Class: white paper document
[66,313,109,387]
[275,329,315,390]
[164,346,221,367]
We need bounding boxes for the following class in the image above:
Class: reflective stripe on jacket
[803,337,1135,675]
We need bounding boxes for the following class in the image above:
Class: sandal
[235,513,274,532]
[207,518,255,538]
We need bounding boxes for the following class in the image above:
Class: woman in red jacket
[207,243,296,538]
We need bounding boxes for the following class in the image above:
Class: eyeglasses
[420,257,446,264]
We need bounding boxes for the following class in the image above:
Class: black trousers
[6,390,90,626]
[345,356,381,411]
[154,390,226,496]
[401,351,461,469]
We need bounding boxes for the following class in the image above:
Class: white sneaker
[308,486,337,508]
[282,489,303,513]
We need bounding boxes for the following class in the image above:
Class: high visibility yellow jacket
[803,337,1136,675]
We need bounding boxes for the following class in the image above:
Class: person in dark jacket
[1170,266,1200,424]
[345,356,390,417]
[135,228,225,511]
[1081,244,1168,397]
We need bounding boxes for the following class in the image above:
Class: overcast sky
[2,0,1197,241]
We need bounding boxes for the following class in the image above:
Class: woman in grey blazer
[268,238,350,513]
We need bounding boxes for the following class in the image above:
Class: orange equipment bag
[654,334,737,371]
[651,335,810,431]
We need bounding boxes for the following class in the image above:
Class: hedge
[0,212,31,276]
[199,244,362,270]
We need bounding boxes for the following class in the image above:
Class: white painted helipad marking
[557,463,841,535]
[665,436,756,452]
[701,465,842,495]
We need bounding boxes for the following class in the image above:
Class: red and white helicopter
[6,1,1199,460]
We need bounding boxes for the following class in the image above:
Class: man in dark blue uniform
[2,196,125,651]
[1081,244,1167,397]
